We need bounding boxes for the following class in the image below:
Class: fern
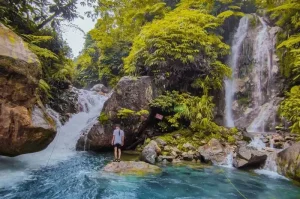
[38,79,52,98]
[28,44,58,60]
[277,34,300,49]
[21,34,53,44]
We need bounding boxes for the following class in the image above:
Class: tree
[124,0,243,92]
[76,0,170,87]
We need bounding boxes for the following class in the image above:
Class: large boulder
[276,142,300,182]
[233,145,267,169]
[76,122,110,151]
[0,23,56,156]
[198,138,228,164]
[77,76,159,151]
[103,161,161,175]
[140,140,161,164]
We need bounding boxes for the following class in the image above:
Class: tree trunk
[37,0,77,30]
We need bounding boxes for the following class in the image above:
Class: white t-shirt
[113,129,124,145]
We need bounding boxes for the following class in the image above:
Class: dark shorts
[114,143,122,149]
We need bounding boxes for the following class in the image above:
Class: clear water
[1,153,300,199]
[1,88,299,198]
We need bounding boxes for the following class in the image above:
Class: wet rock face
[91,84,110,94]
[49,87,80,124]
[0,24,56,156]
[233,145,267,169]
[277,142,300,182]
[77,76,158,151]
[76,122,111,152]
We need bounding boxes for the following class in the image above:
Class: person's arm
[121,131,125,146]
[111,134,115,145]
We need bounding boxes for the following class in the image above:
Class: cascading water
[224,16,249,127]
[248,135,266,151]
[247,16,276,133]
[0,89,108,188]
[224,152,234,168]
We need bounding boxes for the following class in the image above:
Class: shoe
[117,159,121,162]
[113,159,117,162]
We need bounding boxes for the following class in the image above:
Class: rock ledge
[103,161,161,175]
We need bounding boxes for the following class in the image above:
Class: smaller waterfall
[263,152,277,172]
[224,16,250,127]
[248,136,266,151]
[255,151,286,179]
[224,152,234,168]
[0,89,108,188]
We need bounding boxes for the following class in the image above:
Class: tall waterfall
[224,16,249,127]
[0,89,108,188]
[224,14,280,132]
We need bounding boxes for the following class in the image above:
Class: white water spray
[0,89,108,188]
[248,136,266,151]
[224,16,249,127]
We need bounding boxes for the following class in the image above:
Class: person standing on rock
[111,124,125,162]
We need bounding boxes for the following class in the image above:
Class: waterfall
[247,17,275,133]
[224,152,234,168]
[255,151,286,179]
[224,16,249,127]
[224,14,280,133]
[263,152,277,172]
[0,89,108,188]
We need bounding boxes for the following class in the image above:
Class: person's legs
[118,148,121,160]
[114,146,118,160]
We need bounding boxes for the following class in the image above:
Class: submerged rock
[0,23,56,156]
[233,145,267,169]
[277,142,300,182]
[103,161,161,175]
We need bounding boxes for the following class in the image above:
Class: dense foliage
[76,0,173,87]
[150,91,221,134]
[76,0,251,138]
[150,91,240,147]
[280,86,300,134]
[0,0,95,100]
[76,0,246,90]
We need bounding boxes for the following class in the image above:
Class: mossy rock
[103,161,161,176]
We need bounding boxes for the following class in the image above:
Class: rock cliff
[0,23,56,156]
